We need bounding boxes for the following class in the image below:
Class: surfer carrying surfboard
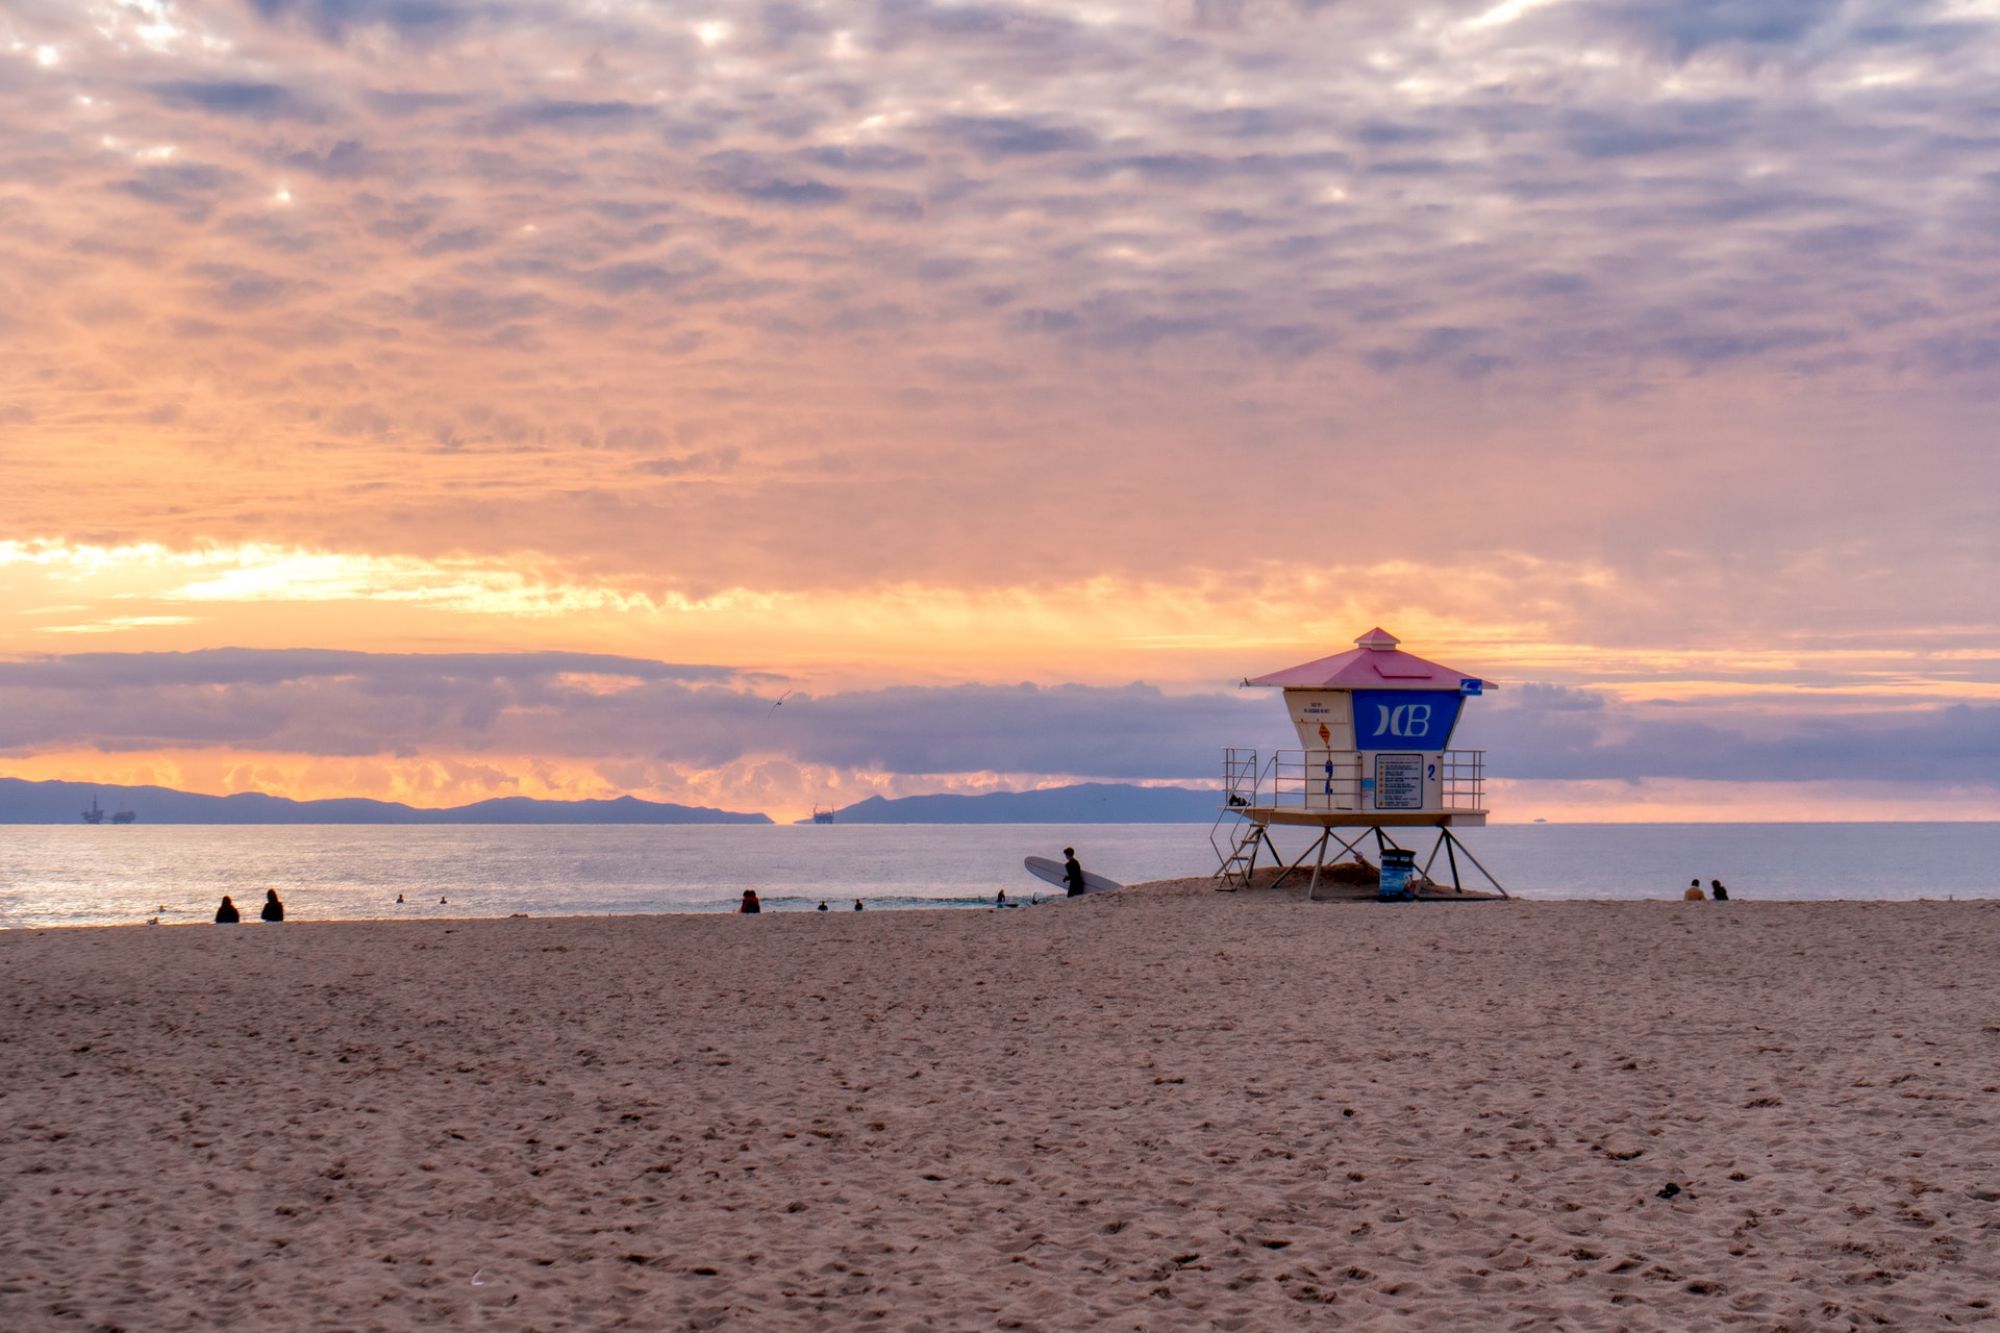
[1021,852,1120,897]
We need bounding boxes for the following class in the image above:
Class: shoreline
[6,874,2000,934]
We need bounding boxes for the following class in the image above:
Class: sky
[1,0,1997,821]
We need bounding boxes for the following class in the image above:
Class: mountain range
[805,783,1222,824]
[1,777,1223,824]
[0,778,770,825]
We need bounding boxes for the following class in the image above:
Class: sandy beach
[3,890,1996,1330]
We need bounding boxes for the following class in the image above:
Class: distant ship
[111,809,137,824]
[811,805,835,825]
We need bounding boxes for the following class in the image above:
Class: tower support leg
[1303,830,1332,901]
[1440,829,1507,898]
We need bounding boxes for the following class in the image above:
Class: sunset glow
[3,0,1996,821]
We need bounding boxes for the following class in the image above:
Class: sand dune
[3,892,1996,1329]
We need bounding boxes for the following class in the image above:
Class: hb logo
[1372,703,1432,738]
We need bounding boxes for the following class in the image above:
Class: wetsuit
[1064,856,1086,897]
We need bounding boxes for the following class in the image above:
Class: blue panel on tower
[1351,690,1464,750]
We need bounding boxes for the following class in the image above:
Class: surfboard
[1023,856,1122,896]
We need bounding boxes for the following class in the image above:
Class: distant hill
[0,778,771,825]
[805,783,1222,824]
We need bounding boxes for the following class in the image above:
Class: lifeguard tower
[1215,628,1507,899]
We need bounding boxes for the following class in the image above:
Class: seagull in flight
[768,690,794,714]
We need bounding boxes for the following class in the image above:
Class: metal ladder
[1213,818,1273,890]
[1211,748,1275,890]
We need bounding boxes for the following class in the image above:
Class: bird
[768,690,794,714]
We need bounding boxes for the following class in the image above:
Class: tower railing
[1221,747,1264,808]
[1437,750,1485,811]
[1219,748,1486,813]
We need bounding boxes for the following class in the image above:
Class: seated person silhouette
[261,889,285,922]
[214,895,240,924]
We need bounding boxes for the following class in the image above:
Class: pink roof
[1245,628,1485,690]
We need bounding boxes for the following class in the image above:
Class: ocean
[1,822,1995,929]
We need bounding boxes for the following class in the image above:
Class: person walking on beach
[214,895,240,924]
[1063,847,1087,898]
[261,889,285,923]
[1710,879,1730,901]
[740,890,761,915]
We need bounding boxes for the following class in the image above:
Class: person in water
[1684,878,1705,902]
[1062,847,1087,898]
[996,889,1009,908]
[740,890,761,914]
[1710,879,1730,901]
[853,898,864,911]
[817,900,829,912]
[261,889,285,923]
[214,895,240,924]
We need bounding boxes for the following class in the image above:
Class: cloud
[0,649,1253,773]
[3,0,2000,749]
[932,115,1096,158]
[4,652,1995,795]
[0,649,735,692]
[698,151,848,206]
[1560,102,1752,159]
[1459,683,2000,785]
[415,226,496,256]
[189,262,306,310]
[114,163,244,221]
[483,100,655,135]
[1584,0,1840,61]
[636,446,741,477]
[149,80,324,122]
[283,139,379,177]
[249,0,493,43]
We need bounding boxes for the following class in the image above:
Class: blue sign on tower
[1351,690,1464,751]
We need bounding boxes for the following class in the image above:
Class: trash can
[1378,848,1417,901]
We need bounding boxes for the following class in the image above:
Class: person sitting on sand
[817,900,828,912]
[261,889,285,922]
[740,890,761,915]
[1710,879,1730,901]
[853,898,864,911]
[214,895,240,924]
[1684,878,1705,902]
